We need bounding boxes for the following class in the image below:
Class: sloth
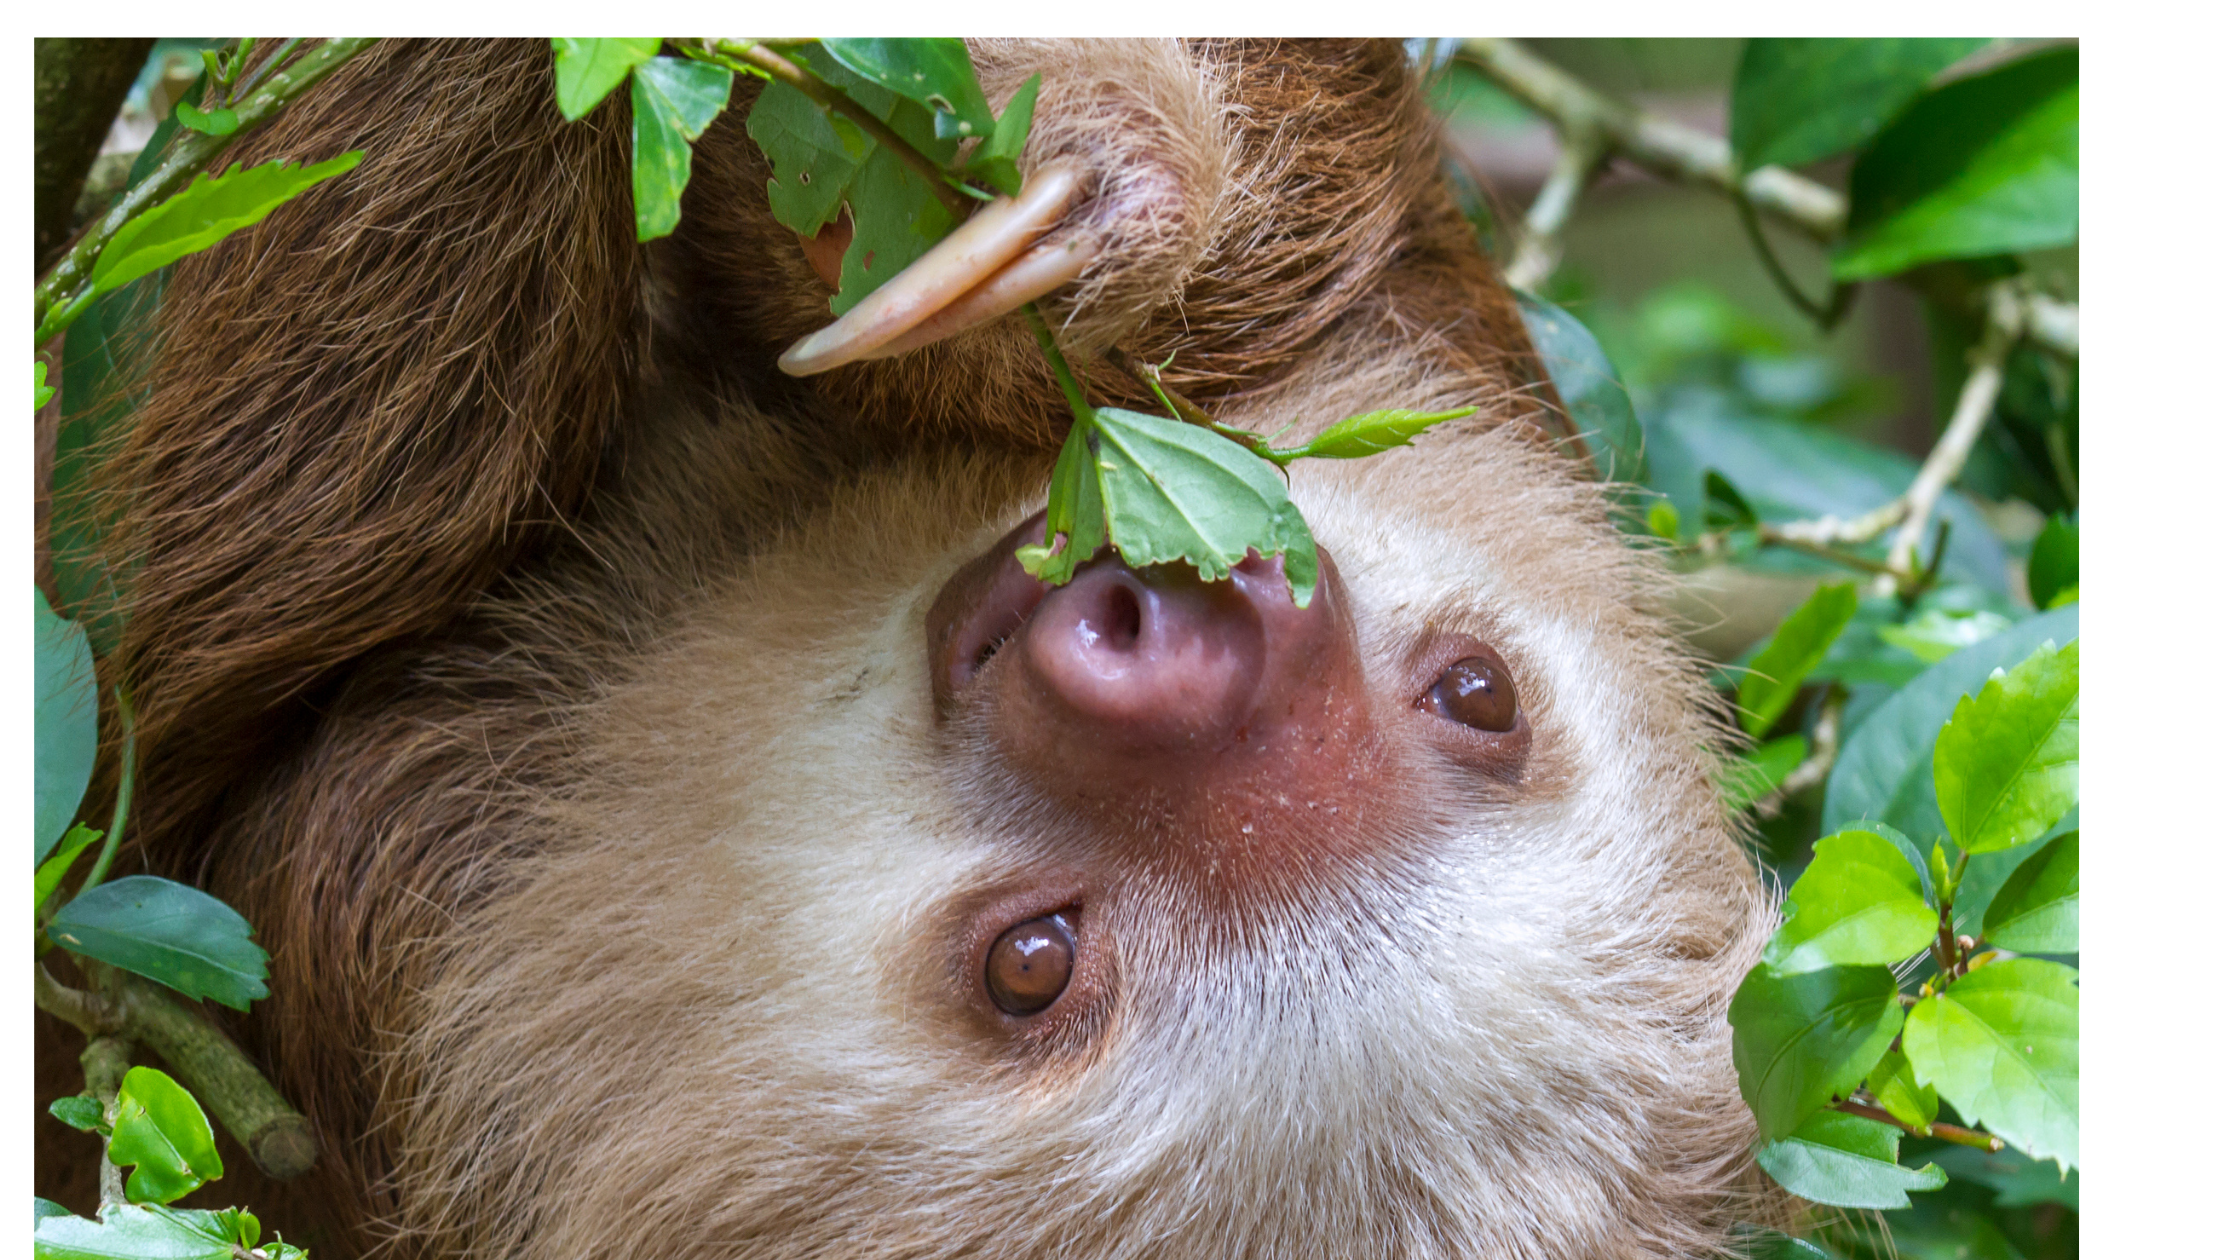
[37,37,1774,1259]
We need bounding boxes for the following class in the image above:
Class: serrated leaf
[46,876,269,1011]
[1019,417,1109,585]
[1088,407,1319,607]
[1736,582,1857,739]
[1756,1110,1949,1209]
[1729,962,1904,1142]
[48,1095,107,1134]
[1865,1046,1939,1131]
[1981,830,2077,953]
[1764,828,1938,976]
[2027,514,2078,611]
[34,1204,237,1260]
[1515,291,1646,484]
[90,153,365,298]
[823,38,996,139]
[550,37,659,121]
[629,56,733,242]
[1877,608,2012,664]
[1275,408,1475,463]
[36,824,104,912]
[1832,46,2077,279]
[36,360,55,408]
[1934,640,2077,854]
[1823,604,2076,884]
[1904,957,2078,1169]
[1729,39,1987,171]
[108,1067,221,1205]
[171,102,238,137]
[1719,732,1807,813]
[36,587,99,863]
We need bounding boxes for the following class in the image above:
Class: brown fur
[38,39,1768,1258]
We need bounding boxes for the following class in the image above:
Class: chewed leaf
[108,1067,222,1205]
[46,875,270,1011]
[822,39,996,140]
[1089,408,1319,607]
[551,38,659,121]
[91,154,364,297]
[172,102,239,136]
[1018,418,1108,585]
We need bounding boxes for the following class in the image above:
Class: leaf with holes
[551,38,659,121]
[1981,830,2078,954]
[1729,962,1904,1142]
[1755,1110,1949,1209]
[1904,958,2078,1169]
[823,38,996,140]
[1089,407,1319,608]
[629,56,732,241]
[1935,640,2077,854]
[108,1067,222,1205]
[46,876,269,1011]
[1763,827,1937,976]
[1736,583,1856,739]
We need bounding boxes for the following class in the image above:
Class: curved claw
[779,159,1090,377]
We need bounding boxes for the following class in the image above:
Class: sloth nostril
[1100,584,1142,650]
[986,912,1076,1015]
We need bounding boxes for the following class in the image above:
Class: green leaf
[629,56,733,242]
[36,587,100,863]
[108,1067,222,1205]
[45,876,269,1011]
[1719,732,1806,813]
[1763,827,1938,976]
[1730,1224,1832,1260]
[36,825,104,912]
[1877,608,2012,664]
[1272,408,1476,463]
[1645,499,1681,539]
[1934,640,2077,854]
[550,37,659,121]
[1865,1046,1940,1131]
[36,360,54,408]
[53,264,163,658]
[1088,407,1319,607]
[1729,39,1986,170]
[1823,604,2076,854]
[1755,1110,1949,1209]
[1515,292,1646,484]
[965,73,1040,196]
[2027,514,2078,611]
[171,102,238,137]
[35,1204,238,1260]
[1904,957,2078,1169]
[1018,417,1109,584]
[1729,962,1904,1142]
[33,1199,73,1225]
[90,153,366,297]
[1702,469,1757,530]
[746,47,963,316]
[1736,583,1857,739]
[822,38,996,139]
[1980,830,2078,954]
[48,1095,108,1134]
[1925,1142,2079,1210]
[1832,46,2077,279]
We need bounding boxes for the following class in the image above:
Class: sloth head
[396,410,1773,1259]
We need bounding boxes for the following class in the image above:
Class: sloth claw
[779,159,1089,377]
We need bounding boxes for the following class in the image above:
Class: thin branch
[2021,293,2078,356]
[1504,128,1610,293]
[82,1034,133,1210]
[707,41,978,221]
[1460,38,1846,244]
[1734,187,1858,330]
[1836,1100,2005,1153]
[1878,282,2023,592]
[1753,685,1847,818]
[33,37,378,343]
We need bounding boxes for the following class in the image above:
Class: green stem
[33,37,377,345]
[75,685,136,900]
[1022,302,1095,426]
[1835,1100,2004,1152]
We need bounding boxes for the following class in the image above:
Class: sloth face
[400,433,1770,1258]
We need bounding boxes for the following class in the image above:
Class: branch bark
[34,39,154,272]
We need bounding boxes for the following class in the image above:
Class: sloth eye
[1422,656,1519,733]
[986,913,1076,1015]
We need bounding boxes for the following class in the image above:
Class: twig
[1459,38,1846,244]
[1734,187,1857,330]
[35,961,318,1180]
[82,1033,133,1209]
[33,38,377,345]
[707,41,978,221]
[2021,293,2078,356]
[1878,282,2023,593]
[1835,1100,2004,1153]
[1753,685,1847,818]
[1504,128,1610,293]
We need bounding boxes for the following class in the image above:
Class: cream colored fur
[390,351,1777,1258]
